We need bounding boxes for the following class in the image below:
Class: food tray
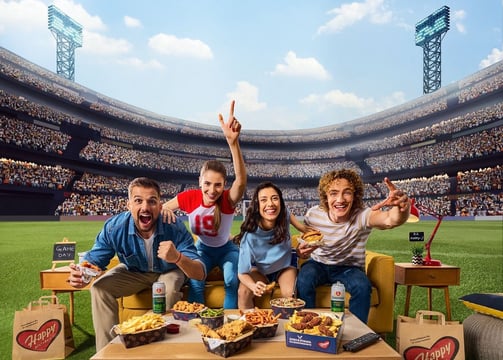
[201,331,254,358]
[172,309,202,321]
[270,297,306,319]
[253,323,279,339]
[284,311,344,354]
[115,325,168,348]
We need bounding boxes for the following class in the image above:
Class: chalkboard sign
[51,238,76,269]
[409,232,425,242]
[53,242,76,261]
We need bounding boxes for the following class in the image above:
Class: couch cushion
[459,293,503,319]
[122,288,152,309]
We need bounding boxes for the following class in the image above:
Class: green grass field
[1,220,502,359]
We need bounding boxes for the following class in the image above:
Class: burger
[300,230,325,247]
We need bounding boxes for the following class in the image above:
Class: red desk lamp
[407,199,443,266]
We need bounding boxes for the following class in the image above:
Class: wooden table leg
[444,287,452,320]
[69,291,75,325]
[52,290,75,325]
[427,287,433,311]
[404,286,412,316]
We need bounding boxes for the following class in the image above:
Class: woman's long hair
[234,181,288,245]
[200,160,227,231]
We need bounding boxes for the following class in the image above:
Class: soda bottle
[331,281,345,312]
[152,281,166,314]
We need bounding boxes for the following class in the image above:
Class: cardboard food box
[116,325,168,348]
[201,331,254,358]
[284,311,344,354]
[253,323,279,339]
[172,310,201,321]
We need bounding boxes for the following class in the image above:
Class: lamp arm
[424,215,443,261]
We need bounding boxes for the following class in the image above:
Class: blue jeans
[296,259,372,324]
[188,240,239,309]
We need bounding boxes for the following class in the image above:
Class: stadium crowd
[2,46,502,145]
[2,158,501,217]
[0,47,502,219]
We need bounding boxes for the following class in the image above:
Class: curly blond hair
[318,169,364,214]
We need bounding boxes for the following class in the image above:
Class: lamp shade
[407,198,420,223]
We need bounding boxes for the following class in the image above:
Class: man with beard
[68,177,205,351]
[296,169,410,324]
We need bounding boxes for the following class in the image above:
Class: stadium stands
[0,47,501,218]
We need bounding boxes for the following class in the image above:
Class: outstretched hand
[219,100,241,145]
[371,177,410,212]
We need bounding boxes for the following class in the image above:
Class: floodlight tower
[415,6,450,94]
[47,5,83,81]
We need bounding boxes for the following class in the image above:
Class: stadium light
[415,6,450,94]
[48,5,83,81]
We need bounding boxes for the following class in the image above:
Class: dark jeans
[296,259,372,324]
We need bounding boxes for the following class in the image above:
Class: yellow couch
[115,241,395,334]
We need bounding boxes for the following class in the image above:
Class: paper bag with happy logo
[396,310,464,360]
[12,295,75,360]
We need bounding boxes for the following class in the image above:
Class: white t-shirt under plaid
[304,206,372,268]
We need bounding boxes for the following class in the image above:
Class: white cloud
[271,51,331,80]
[301,89,372,110]
[452,9,466,34]
[300,88,405,115]
[192,82,267,129]
[124,15,141,28]
[225,81,266,113]
[82,30,132,55]
[318,0,392,35]
[479,48,503,68]
[148,33,213,59]
[0,0,47,33]
[117,57,163,70]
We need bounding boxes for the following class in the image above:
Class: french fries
[115,313,166,334]
[241,308,281,326]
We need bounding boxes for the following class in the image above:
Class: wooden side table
[40,266,92,324]
[394,262,460,320]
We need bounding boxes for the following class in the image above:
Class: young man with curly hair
[296,169,410,324]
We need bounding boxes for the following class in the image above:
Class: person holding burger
[296,168,410,324]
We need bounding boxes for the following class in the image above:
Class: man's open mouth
[139,214,152,224]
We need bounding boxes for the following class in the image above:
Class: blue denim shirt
[84,211,204,274]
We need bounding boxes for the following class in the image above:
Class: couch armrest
[365,250,395,333]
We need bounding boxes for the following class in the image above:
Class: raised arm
[219,100,247,207]
[369,177,410,229]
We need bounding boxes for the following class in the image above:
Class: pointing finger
[384,177,397,192]
[229,99,235,119]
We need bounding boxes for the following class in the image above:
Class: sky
[1,0,502,131]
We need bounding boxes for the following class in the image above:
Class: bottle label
[331,283,345,312]
[331,299,344,312]
[153,296,166,314]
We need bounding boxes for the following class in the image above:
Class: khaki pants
[90,264,186,351]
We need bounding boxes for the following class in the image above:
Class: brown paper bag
[396,310,464,360]
[12,295,75,360]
